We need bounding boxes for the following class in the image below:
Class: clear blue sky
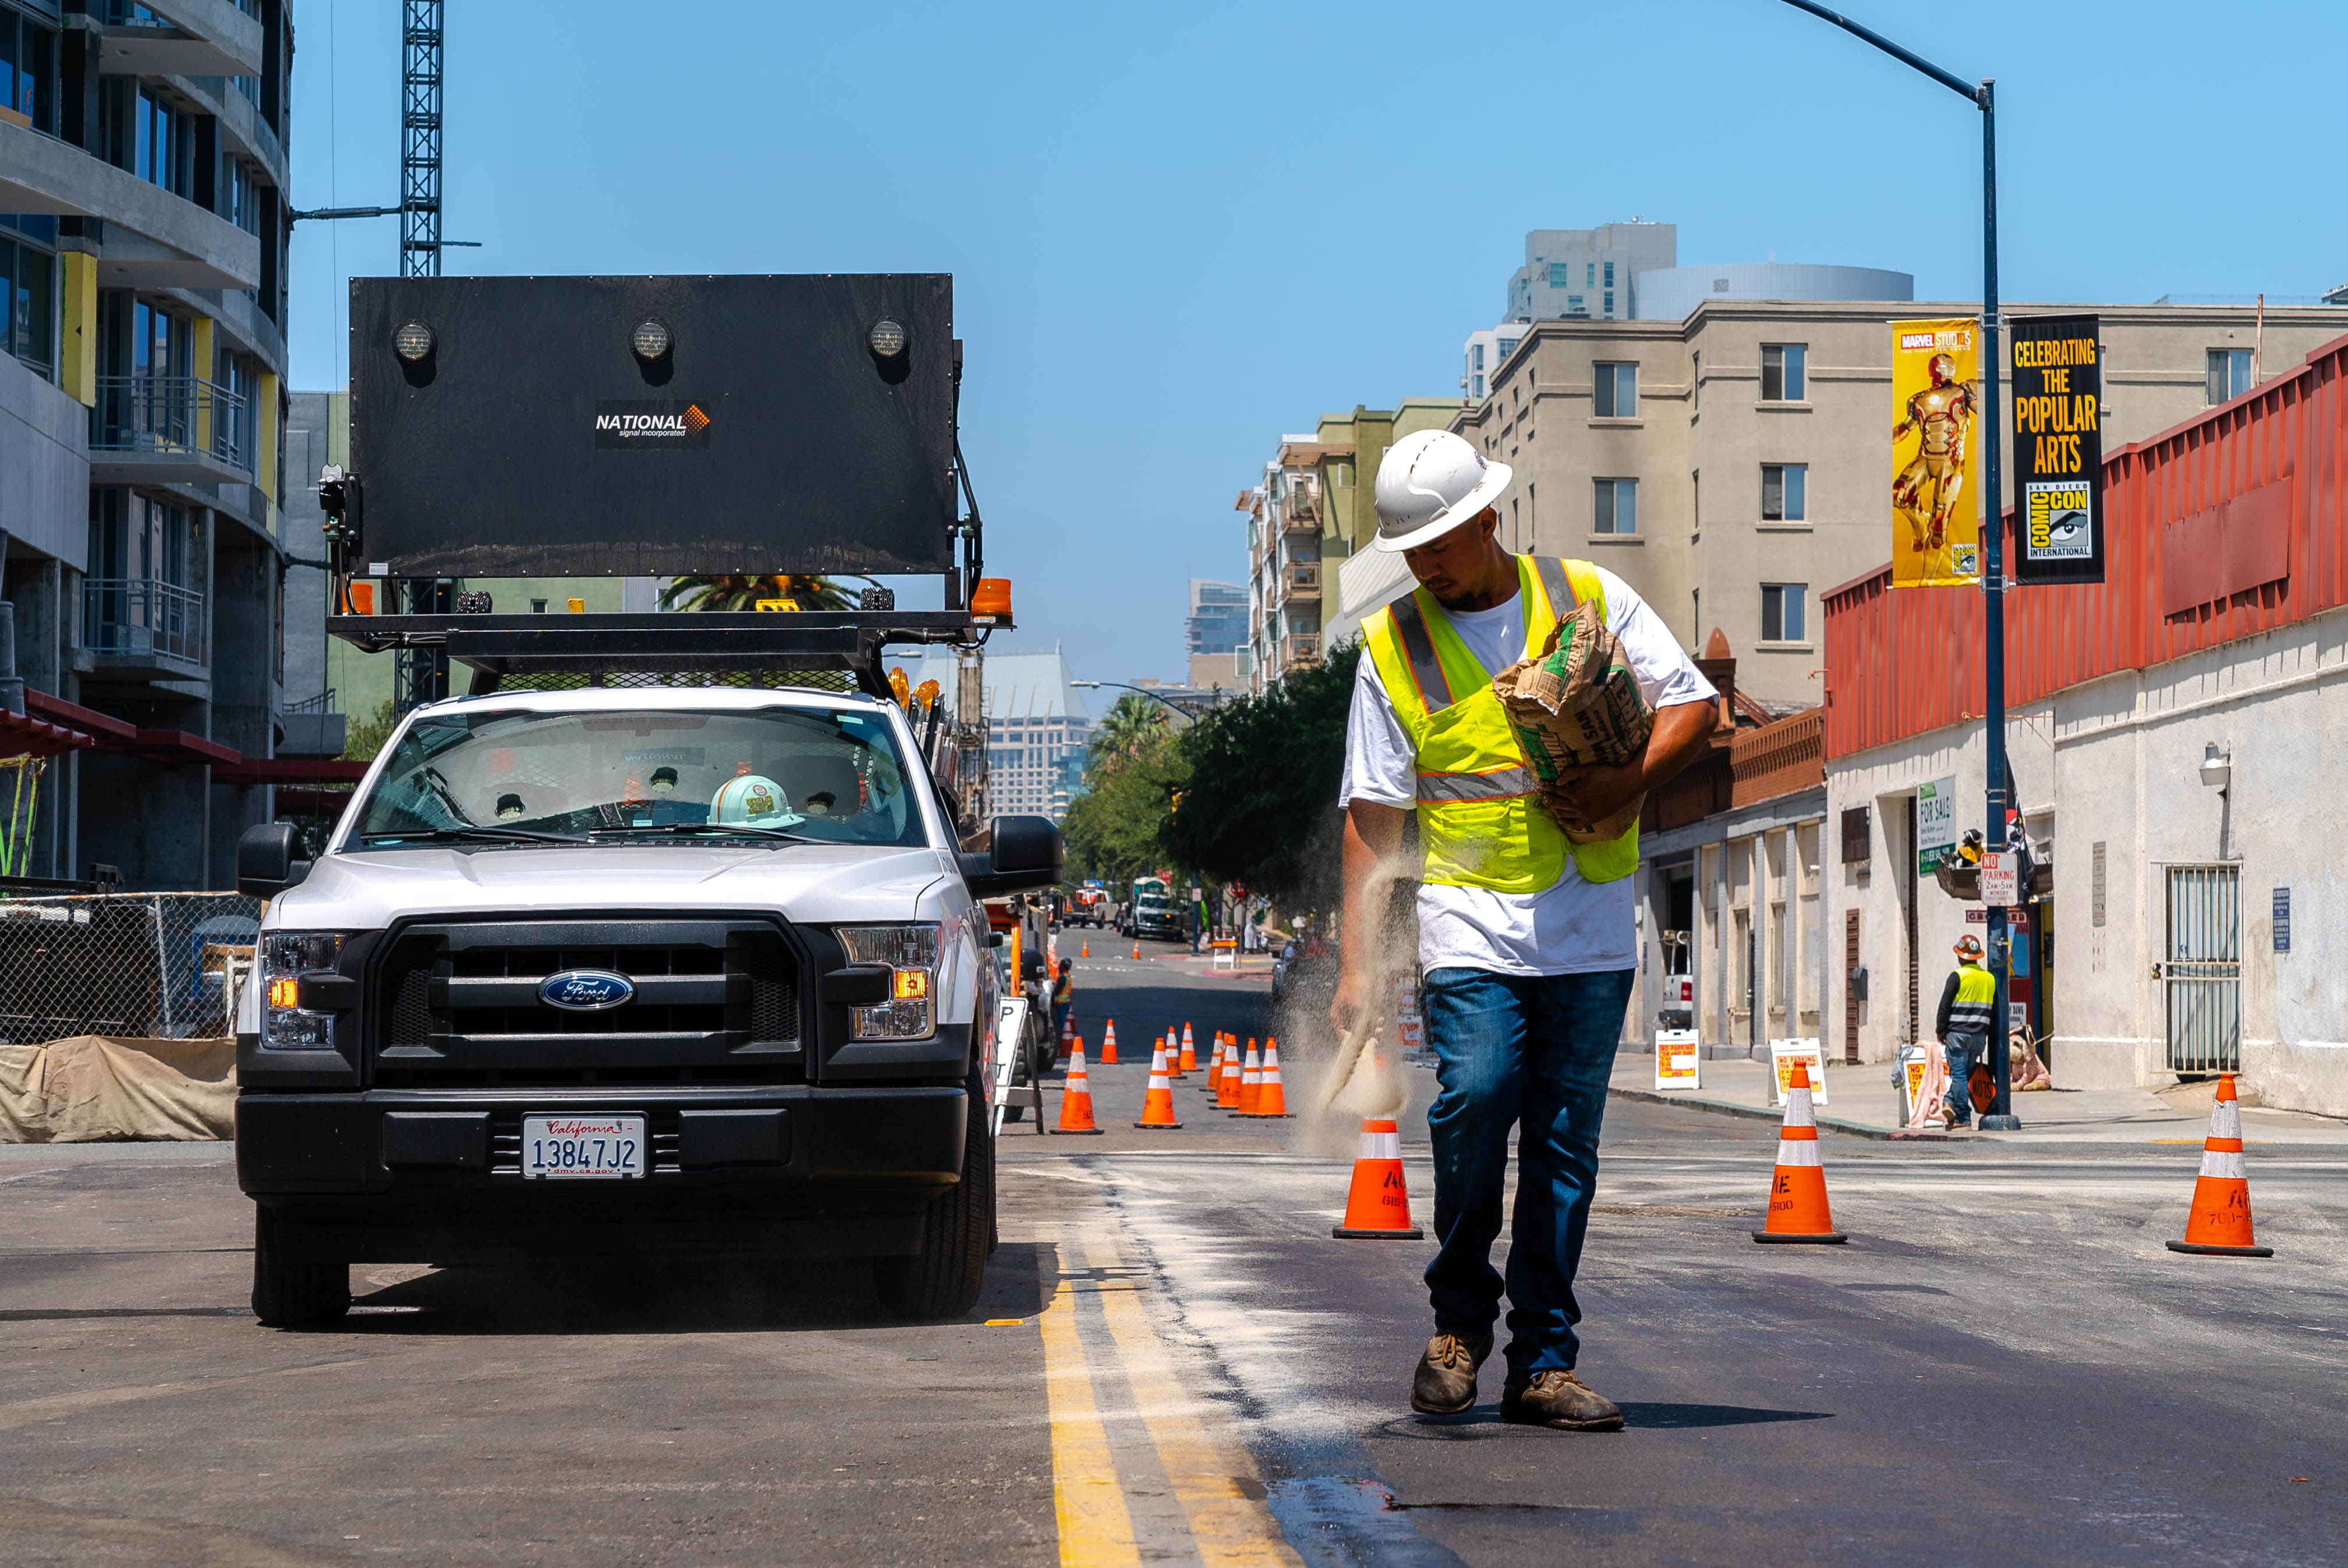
[288,1,2345,685]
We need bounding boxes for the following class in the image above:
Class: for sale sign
[2010,314,2105,585]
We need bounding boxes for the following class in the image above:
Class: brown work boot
[1500,1370,1625,1432]
[1408,1329,1492,1416]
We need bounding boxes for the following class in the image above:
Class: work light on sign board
[868,317,908,358]
[630,318,672,360]
[392,321,435,361]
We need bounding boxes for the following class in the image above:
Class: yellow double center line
[1037,1226,1297,1567]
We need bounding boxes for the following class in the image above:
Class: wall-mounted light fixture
[2198,742,2232,793]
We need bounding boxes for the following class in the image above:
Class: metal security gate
[2165,866,2240,1073]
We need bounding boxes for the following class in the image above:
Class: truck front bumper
[236,1083,966,1262]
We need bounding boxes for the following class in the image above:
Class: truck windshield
[349,705,927,849]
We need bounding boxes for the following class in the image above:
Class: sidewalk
[1609,1053,2348,1149]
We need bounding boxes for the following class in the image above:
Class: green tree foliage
[657,573,867,612]
[1160,643,1361,907]
[1060,722,1189,889]
[342,699,398,762]
[1086,691,1169,762]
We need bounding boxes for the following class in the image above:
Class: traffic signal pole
[1779,3,2019,1128]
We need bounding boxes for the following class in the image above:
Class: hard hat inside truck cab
[1372,429,1513,553]
[711,773,797,826]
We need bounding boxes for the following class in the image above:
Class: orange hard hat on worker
[1954,934,1984,961]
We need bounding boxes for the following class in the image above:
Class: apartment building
[0,0,305,889]
[1451,298,2348,707]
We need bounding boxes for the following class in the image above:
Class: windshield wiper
[589,822,820,844]
[360,825,589,846]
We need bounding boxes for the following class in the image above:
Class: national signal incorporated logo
[594,399,713,449]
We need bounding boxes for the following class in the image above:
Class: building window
[1594,478,1638,535]
[1473,343,1485,371]
[1762,343,1807,401]
[2207,347,2253,405]
[1761,463,1807,522]
[1472,374,1483,398]
[224,158,264,236]
[1497,335,1519,360]
[1603,290,1614,317]
[1586,262,1596,287]
[1761,583,1807,643]
[1547,262,1571,288]
[0,11,60,134]
[0,217,58,379]
[1603,261,1615,287]
[1593,361,1638,418]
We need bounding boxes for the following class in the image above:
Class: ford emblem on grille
[539,969,636,1011]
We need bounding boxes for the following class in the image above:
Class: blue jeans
[1945,1031,1986,1124]
[1421,966,1637,1383]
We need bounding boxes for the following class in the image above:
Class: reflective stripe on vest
[1361,555,1642,892]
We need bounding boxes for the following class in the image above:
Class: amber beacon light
[970,579,1013,618]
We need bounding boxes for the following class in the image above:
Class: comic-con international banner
[2009,313,2105,585]
[1890,318,1982,588]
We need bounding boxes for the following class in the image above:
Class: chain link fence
[0,892,261,1045]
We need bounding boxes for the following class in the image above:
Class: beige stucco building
[1446,300,2348,707]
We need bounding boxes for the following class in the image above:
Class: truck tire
[873,1065,993,1319]
[252,1209,350,1329]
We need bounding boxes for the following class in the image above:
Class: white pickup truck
[233,682,1061,1327]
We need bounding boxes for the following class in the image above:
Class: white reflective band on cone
[1783,1090,1818,1127]
[1774,1140,1822,1168]
[1360,1129,1402,1159]
[2211,1102,2241,1139]
[2200,1150,2249,1180]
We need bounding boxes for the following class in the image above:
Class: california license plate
[522,1115,646,1180]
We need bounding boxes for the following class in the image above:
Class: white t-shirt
[1338,565,1716,977]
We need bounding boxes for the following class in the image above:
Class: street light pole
[1777,3,2018,1129]
[1069,680,1213,726]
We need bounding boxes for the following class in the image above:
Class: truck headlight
[835,924,939,1040]
[260,931,343,1049]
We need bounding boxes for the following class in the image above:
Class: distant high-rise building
[908,648,1092,822]
[1186,580,1246,655]
[1506,223,1678,324]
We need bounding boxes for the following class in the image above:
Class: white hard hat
[711,773,794,825]
[1371,430,1512,553]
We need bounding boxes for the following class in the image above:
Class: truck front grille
[373,917,806,1085]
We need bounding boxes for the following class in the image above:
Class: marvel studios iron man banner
[2009,313,2106,586]
[1890,318,1982,588]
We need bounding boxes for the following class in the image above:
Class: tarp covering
[0,1035,234,1142]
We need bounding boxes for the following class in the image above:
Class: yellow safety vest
[1362,555,1641,893]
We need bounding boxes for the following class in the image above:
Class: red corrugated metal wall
[1826,331,2348,760]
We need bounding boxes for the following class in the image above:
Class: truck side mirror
[957,815,1064,897]
[236,822,312,900]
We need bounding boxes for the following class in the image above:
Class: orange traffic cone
[1216,1037,1244,1109]
[1133,943,1143,960]
[1134,1043,1181,1130]
[1178,1023,1196,1074]
[1753,1062,1846,1244]
[1333,1118,1423,1239]
[1058,1009,1074,1059]
[1081,940,1089,958]
[1056,1045,1103,1135]
[1201,1033,1227,1094]
[1099,1020,1118,1065]
[1233,1038,1263,1115]
[1241,1037,1291,1117]
[1158,1033,1185,1080]
[2168,1074,2273,1257]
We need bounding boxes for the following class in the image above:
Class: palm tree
[657,573,870,612]
[1088,693,1167,767]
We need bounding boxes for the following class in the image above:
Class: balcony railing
[1282,489,1320,531]
[83,577,207,665]
[1283,563,1320,599]
[90,374,251,471]
[1284,633,1322,667]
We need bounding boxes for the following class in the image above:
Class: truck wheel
[252,1209,350,1329]
[874,1065,993,1319]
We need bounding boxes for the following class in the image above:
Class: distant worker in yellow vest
[1935,934,1999,1130]
[1334,428,1718,1432]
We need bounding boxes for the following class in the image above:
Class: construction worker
[1333,429,1718,1432]
[1050,950,1074,1045]
[1935,934,1998,1130]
